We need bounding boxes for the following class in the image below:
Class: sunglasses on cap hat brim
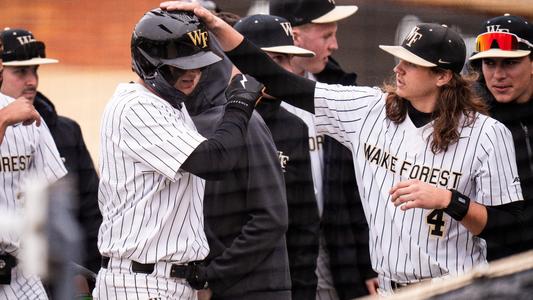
[469,32,533,60]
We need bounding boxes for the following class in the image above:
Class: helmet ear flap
[131,42,160,79]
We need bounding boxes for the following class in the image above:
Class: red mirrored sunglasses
[475,32,533,52]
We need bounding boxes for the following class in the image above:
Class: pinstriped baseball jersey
[312,83,523,291]
[0,93,67,254]
[97,83,209,264]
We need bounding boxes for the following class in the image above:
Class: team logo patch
[16,35,36,46]
[277,151,290,172]
[187,29,209,48]
[405,26,423,47]
[280,22,293,38]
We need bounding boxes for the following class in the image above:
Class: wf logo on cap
[328,0,336,4]
[187,30,209,48]
[405,26,423,47]
[486,24,510,33]
[16,35,36,46]
[279,22,294,38]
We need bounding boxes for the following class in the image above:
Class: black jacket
[316,58,376,299]
[185,48,291,300]
[477,84,533,260]
[256,98,320,300]
[33,92,102,273]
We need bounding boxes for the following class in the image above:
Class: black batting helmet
[131,9,222,105]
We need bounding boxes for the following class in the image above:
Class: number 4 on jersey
[426,209,446,237]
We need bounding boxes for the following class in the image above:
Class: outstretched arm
[0,97,41,143]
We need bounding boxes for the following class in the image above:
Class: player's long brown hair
[384,68,488,154]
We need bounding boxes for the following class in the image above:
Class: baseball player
[0,32,66,300]
[468,14,533,260]
[93,9,264,299]
[0,29,103,295]
[269,1,377,298]
[160,2,525,295]
[0,98,66,298]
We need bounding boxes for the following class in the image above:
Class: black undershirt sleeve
[478,201,525,243]
[180,106,248,180]
[226,38,317,113]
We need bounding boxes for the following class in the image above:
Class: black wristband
[445,189,471,221]
[225,97,255,119]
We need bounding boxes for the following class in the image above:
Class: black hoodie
[33,92,102,273]
[476,83,533,260]
[184,46,291,299]
[256,97,320,300]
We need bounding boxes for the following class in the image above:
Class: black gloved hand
[225,74,264,118]
[186,263,208,290]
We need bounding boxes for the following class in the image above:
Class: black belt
[101,256,202,279]
[391,280,412,290]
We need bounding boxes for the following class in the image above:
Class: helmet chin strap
[144,70,187,109]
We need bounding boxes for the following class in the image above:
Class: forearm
[181,107,249,179]
[208,15,243,51]
[460,201,488,235]
[441,189,487,235]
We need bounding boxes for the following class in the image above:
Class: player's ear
[435,69,453,87]
[292,27,303,46]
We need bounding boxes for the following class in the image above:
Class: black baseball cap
[269,0,358,27]
[469,14,533,60]
[379,23,466,74]
[234,14,315,57]
[0,28,58,66]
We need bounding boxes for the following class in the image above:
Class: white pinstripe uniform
[0,93,67,299]
[93,83,208,300]
[311,83,523,294]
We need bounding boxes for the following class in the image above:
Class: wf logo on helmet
[187,30,209,48]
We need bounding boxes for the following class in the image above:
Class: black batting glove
[225,74,264,118]
[186,263,208,290]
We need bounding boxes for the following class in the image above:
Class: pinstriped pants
[0,266,48,300]
[92,257,197,300]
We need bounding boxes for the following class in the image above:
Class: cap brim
[3,58,58,66]
[161,51,222,70]
[261,45,315,57]
[469,49,531,60]
[312,5,358,23]
[379,45,436,67]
